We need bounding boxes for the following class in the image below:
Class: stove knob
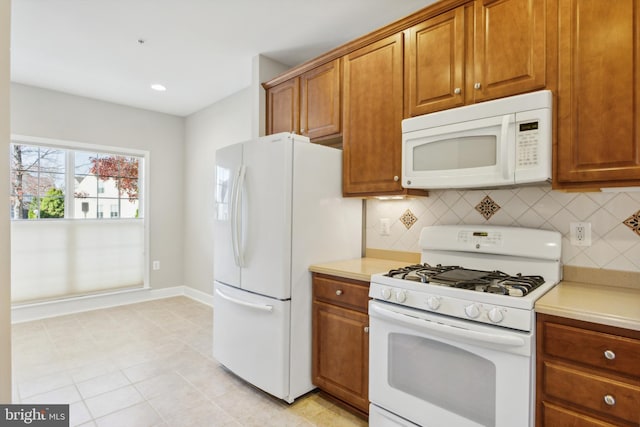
[464,303,481,319]
[381,288,392,300]
[426,296,441,310]
[488,307,504,323]
[395,290,407,303]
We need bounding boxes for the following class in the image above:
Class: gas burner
[385,265,545,297]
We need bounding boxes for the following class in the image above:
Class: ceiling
[10,0,436,117]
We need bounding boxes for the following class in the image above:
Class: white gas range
[368,225,562,427]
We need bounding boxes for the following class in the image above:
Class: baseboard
[183,286,214,306]
[11,285,212,324]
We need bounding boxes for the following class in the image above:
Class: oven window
[412,136,497,171]
[388,333,496,427]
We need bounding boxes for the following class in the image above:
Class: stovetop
[385,263,545,297]
[368,225,562,331]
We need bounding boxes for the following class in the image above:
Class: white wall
[10,83,185,290]
[367,185,640,273]
[183,88,252,294]
[0,0,12,403]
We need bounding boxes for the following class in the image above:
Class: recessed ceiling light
[151,84,166,92]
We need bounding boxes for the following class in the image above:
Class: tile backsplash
[366,185,640,272]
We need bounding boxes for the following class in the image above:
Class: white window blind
[11,219,144,303]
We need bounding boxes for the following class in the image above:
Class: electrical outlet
[152,260,161,270]
[570,222,592,246]
[380,218,390,236]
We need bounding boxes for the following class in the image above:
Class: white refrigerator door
[213,281,291,401]
[239,135,294,299]
[213,143,243,288]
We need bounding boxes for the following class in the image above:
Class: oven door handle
[370,303,526,348]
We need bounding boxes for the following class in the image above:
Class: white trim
[11,286,212,323]
[184,286,214,306]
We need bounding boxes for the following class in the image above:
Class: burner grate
[385,265,545,296]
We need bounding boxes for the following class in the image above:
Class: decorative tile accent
[400,209,417,229]
[366,185,640,272]
[475,196,501,220]
[623,210,640,236]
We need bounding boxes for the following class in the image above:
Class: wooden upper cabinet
[555,0,640,188]
[473,0,546,102]
[266,78,299,135]
[406,0,546,117]
[300,59,341,141]
[342,33,405,196]
[406,6,467,116]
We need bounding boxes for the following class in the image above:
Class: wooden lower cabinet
[312,273,369,416]
[536,314,640,427]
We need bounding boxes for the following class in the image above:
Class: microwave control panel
[516,121,540,168]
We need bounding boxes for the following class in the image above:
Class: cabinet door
[312,300,369,413]
[555,0,640,187]
[266,78,299,135]
[473,0,546,101]
[342,33,404,196]
[300,60,341,140]
[406,6,466,117]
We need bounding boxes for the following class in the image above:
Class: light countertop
[535,266,640,332]
[309,257,411,282]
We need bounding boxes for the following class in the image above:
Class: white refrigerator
[212,132,362,403]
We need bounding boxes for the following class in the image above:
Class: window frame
[10,134,147,221]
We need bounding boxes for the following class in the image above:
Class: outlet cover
[570,222,592,246]
[380,218,390,236]
[152,260,161,270]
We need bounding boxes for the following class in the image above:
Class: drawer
[543,361,640,424]
[542,321,640,378]
[541,401,621,427]
[313,274,369,312]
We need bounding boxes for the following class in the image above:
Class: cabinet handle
[454,87,461,95]
[604,350,616,360]
[393,175,399,182]
[364,326,369,333]
[335,289,343,296]
[474,82,481,90]
[604,395,616,406]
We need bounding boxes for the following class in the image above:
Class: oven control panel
[370,281,534,332]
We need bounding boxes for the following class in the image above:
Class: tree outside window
[10,143,142,220]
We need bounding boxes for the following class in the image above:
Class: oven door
[369,300,534,427]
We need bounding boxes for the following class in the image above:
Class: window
[10,145,66,219]
[9,136,148,303]
[10,143,142,220]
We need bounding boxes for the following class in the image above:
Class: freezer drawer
[213,281,292,401]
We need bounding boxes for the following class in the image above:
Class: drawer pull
[335,290,343,296]
[604,395,616,406]
[604,350,616,360]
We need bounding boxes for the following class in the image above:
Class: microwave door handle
[370,303,526,348]
[500,114,513,180]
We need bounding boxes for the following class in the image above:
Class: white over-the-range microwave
[402,90,552,190]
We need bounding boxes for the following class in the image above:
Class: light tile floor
[11,296,368,427]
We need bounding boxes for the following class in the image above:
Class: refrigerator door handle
[231,165,245,267]
[234,165,247,267]
[215,288,273,312]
